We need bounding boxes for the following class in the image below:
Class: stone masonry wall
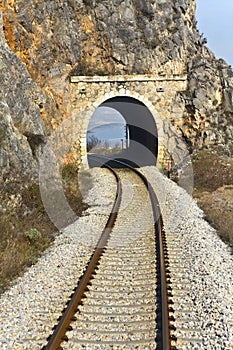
[69,74,187,168]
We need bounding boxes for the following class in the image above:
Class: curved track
[42,162,172,350]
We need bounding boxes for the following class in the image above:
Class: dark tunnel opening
[87,96,158,168]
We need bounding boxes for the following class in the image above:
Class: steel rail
[43,155,171,350]
[129,167,171,350]
[89,154,171,349]
[42,164,122,350]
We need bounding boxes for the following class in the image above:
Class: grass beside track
[192,150,233,248]
[0,164,88,294]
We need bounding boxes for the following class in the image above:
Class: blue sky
[87,107,126,146]
[88,107,125,129]
[196,0,233,66]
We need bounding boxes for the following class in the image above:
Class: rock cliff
[0,0,233,178]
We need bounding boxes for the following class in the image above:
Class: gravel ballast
[143,166,233,349]
[0,168,116,350]
[0,166,232,349]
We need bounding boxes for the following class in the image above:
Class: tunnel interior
[87,96,158,168]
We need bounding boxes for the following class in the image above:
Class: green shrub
[24,229,42,243]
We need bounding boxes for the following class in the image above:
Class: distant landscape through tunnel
[87,96,158,168]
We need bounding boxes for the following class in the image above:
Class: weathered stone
[0,12,5,46]
[0,102,36,176]
[0,0,232,180]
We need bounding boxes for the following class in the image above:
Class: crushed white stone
[0,168,116,350]
[143,166,233,349]
[0,166,232,350]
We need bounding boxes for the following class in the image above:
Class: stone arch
[89,96,158,167]
[80,91,164,168]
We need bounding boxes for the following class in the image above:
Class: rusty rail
[42,165,122,350]
[92,154,171,349]
[131,167,171,350]
[43,156,171,350]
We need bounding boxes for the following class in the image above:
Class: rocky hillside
[1,0,233,179]
[1,0,233,291]
[1,0,233,181]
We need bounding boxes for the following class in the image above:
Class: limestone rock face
[0,11,62,177]
[0,13,44,177]
[180,57,233,154]
[0,0,233,178]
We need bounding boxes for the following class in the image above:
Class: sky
[196,0,233,66]
[87,2,233,145]
[88,107,125,130]
[87,106,126,147]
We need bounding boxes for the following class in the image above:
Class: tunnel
[87,96,158,168]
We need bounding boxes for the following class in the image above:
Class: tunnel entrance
[87,96,158,168]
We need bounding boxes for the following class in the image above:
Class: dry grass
[192,150,233,193]
[192,149,233,249]
[196,186,233,245]
[0,165,87,294]
[0,179,54,292]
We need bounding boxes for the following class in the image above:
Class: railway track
[42,163,172,350]
[0,161,231,349]
[0,160,230,350]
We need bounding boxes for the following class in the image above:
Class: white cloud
[88,106,126,129]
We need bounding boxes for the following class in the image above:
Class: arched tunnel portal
[87,96,158,168]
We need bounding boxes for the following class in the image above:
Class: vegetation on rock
[0,166,87,294]
[192,149,233,248]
